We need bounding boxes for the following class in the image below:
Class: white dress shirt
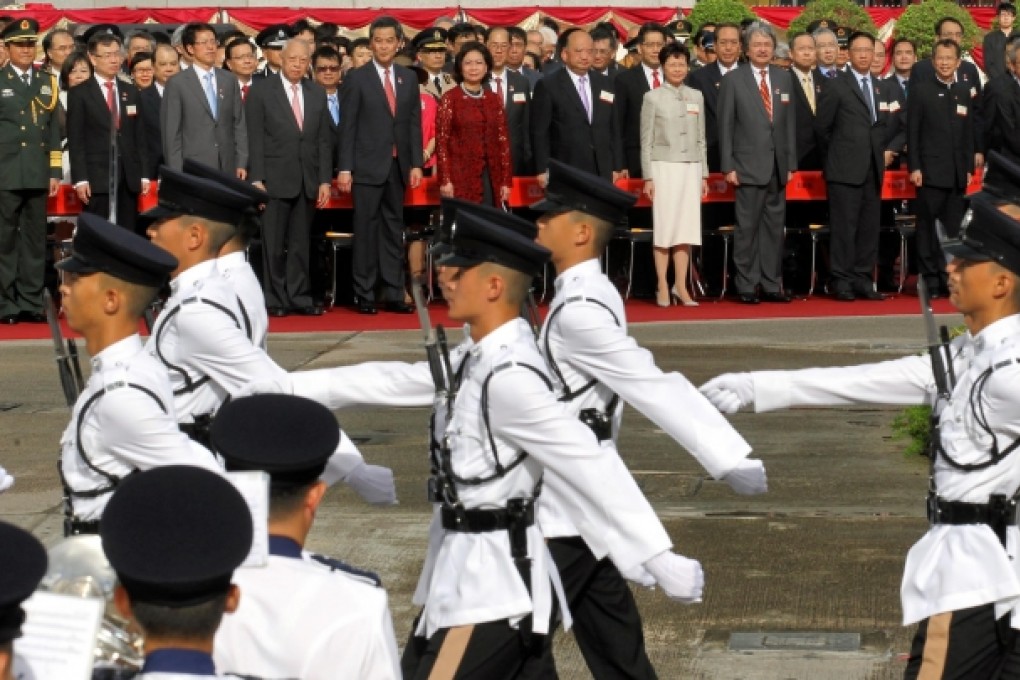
[752,314,1020,628]
[60,334,219,521]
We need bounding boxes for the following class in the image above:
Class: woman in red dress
[436,42,512,205]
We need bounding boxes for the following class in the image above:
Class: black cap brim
[140,204,176,222]
[529,196,570,213]
[943,239,994,262]
[437,253,484,268]
[55,255,101,275]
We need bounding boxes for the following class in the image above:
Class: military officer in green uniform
[0,18,61,325]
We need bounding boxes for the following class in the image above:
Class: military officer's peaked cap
[81,23,123,45]
[438,210,550,277]
[667,19,693,39]
[433,200,538,259]
[982,151,1020,205]
[412,28,448,52]
[211,394,339,487]
[531,159,637,225]
[56,212,178,287]
[834,26,850,47]
[943,193,1020,276]
[432,197,478,258]
[2,18,39,43]
[143,166,253,226]
[0,522,47,644]
[183,159,269,208]
[100,466,252,607]
[256,24,290,49]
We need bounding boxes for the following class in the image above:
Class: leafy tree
[788,0,878,36]
[894,0,981,57]
[687,0,756,34]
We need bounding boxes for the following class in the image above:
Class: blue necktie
[329,94,339,125]
[860,76,875,122]
[204,72,217,119]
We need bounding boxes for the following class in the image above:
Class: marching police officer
[56,212,219,535]
[100,465,253,679]
[0,18,61,325]
[0,521,47,680]
[530,160,767,678]
[701,151,1020,678]
[210,394,401,680]
[142,166,395,504]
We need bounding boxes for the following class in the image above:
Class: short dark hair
[934,16,964,37]
[890,37,917,54]
[999,2,1018,14]
[129,51,153,72]
[369,16,403,41]
[268,482,317,520]
[637,22,668,45]
[788,31,814,51]
[223,37,254,62]
[541,17,560,34]
[589,24,618,49]
[847,31,876,48]
[313,45,341,65]
[290,19,314,37]
[933,37,962,58]
[714,22,742,38]
[350,37,370,52]
[131,594,229,641]
[181,22,216,48]
[58,50,92,90]
[448,22,478,44]
[87,32,123,54]
[507,26,527,44]
[42,28,73,54]
[453,41,492,83]
[315,22,339,44]
[658,41,690,66]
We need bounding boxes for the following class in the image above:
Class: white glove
[0,466,13,494]
[619,563,657,588]
[724,458,767,495]
[344,461,398,506]
[643,551,704,603]
[699,373,755,414]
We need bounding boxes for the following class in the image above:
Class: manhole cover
[729,632,861,652]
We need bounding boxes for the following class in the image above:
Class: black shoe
[357,301,378,315]
[855,289,886,301]
[17,311,46,323]
[267,307,288,318]
[292,305,323,316]
[0,314,17,325]
[761,291,792,303]
[384,301,414,314]
[736,293,760,305]
[834,290,856,302]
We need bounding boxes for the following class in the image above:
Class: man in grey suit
[247,40,332,318]
[718,23,796,304]
[161,22,248,178]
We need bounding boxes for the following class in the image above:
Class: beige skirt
[650,160,702,248]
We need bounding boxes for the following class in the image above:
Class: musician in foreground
[700,151,1020,679]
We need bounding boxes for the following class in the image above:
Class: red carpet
[1,292,957,342]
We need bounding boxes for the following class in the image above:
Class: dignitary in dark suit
[589,24,620,78]
[68,29,151,234]
[718,23,797,304]
[140,43,178,178]
[247,40,332,317]
[908,40,975,297]
[161,23,248,178]
[222,36,260,102]
[815,32,895,301]
[884,38,913,166]
[312,46,341,176]
[0,18,61,325]
[788,32,823,171]
[983,2,1018,81]
[613,23,668,178]
[531,28,624,184]
[507,26,541,89]
[986,41,1020,170]
[485,26,532,176]
[337,16,422,315]
[686,23,742,173]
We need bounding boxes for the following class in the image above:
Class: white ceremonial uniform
[748,314,1020,628]
[214,536,401,680]
[146,260,365,483]
[285,318,674,637]
[538,259,753,540]
[218,251,268,349]
[60,334,220,521]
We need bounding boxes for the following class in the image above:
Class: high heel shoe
[671,287,700,307]
[655,290,672,308]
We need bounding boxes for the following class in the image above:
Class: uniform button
[21,142,25,147]
[20,126,24,131]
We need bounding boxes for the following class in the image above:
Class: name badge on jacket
[686,102,699,114]
[513,93,526,104]
[956,104,968,117]
[599,90,614,104]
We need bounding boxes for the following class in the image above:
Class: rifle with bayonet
[43,289,83,408]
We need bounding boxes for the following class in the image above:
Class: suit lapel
[742,66,770,121]
[272,74,301,132]
[87,79,113,131]
[561,70,590,124]
[186,68,215,120]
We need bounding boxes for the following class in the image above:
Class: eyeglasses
[191,38,218,47]
[315,65,340,72]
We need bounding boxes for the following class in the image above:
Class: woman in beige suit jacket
[640,42,708,307]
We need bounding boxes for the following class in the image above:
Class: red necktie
[494,75,504,106]
[759,69,772,122]
[384,68,396,115]
[241,83,249,103]
[104,81,119,129]
[651,69,661,89]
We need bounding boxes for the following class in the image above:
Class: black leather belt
[64,517,101,536]
[927,492,1015,547]
[440,501,534,533]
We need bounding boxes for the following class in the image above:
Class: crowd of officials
[3,7,1020,680]
[0,8,1018,322]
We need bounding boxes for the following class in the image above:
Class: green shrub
[687,0,756,34]
[891,405,932,457]
[787,0,877,36]
[894,0,981,58]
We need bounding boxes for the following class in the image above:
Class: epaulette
[310,553,382,587]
